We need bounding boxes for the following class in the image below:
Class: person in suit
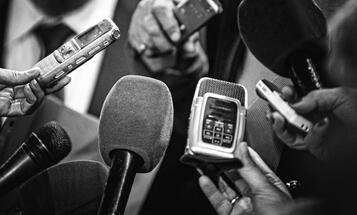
[127,0,350,214]
[0,0,145,213]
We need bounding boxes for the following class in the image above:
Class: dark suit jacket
[0,0,141,213]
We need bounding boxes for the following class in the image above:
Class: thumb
[236,142,272,193]
[292,89,343,114]
[0,67,40,86]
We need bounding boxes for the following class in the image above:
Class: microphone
[0,121,71,195]
[238,0,328,95]
[19,161,108,215]
[97,75,173,215]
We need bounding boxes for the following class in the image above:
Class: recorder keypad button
[214,126,223,132]
[204,130,213,137]
[224,128,233,134]
[89,46,101,55]
[55,71,65,79]
[214,133,222,138]
[76,57,86,64]
[204,119,214,130]
[213,139,221,145]
[222,140,232,148]
[223,134,232,141]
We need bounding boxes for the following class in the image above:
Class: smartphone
[186,77,247,160]
[256,79,313,133]
[173,0,223,43]
[34,19,120,87]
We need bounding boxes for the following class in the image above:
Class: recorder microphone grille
[198,78,247,106]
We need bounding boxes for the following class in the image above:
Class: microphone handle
[288,52,323,96]
[0,146,39,195]
[97,150,140,215]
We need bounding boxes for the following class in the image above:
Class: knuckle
[336,86,350,96]
[152,4,168,16]
[10,71,21,81]
[215,200,230,214]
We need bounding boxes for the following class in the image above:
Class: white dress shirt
[4,0,118,114]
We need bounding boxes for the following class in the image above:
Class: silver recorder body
[34,19,120,87]
[256,80,312,133]
[187,78,247,159]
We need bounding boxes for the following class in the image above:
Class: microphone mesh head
[33,121,71,163]
[99,75,173,173]
[19,161,108,214]
[197,78,247,107]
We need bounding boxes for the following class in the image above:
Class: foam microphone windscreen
[238,0,327,76]
[99,75,173,173]
[19,161,108,215]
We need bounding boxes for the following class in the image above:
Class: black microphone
[97,75,173,215]
[239,0,328,96]
[19,161,108,215]
[0,121,71,195]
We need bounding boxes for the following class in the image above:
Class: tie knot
[33,23,75,57]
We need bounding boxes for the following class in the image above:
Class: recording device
[184,78,247,162]
[0,122,71,195]
[174,0,223,43]
[97,75,173,215]
[239,0,327,96]
[256,79,313,134]
[19,161,108,215]
[34,19,120,87]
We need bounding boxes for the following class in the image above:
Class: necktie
[33,23,75,100]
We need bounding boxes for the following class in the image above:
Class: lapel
[88,0,141,117]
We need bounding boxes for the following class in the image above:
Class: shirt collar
[7,0,118,44]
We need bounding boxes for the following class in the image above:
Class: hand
[0,67,71,116]
[269,87,357,160]
[199,142,292,215]
[128,0,208,76]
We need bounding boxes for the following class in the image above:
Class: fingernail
[196,168,204,176]
[265,110,271,121]
[171,32,180,42]
[317,117,329,127]
[27,68,40,76]
[31,79,39,88]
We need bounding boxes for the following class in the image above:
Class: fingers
[236,142,290,196]
[45,76,71,94]
[199,176,233,215]
[143,14,175,54]
[0,68,40,86]
[232,197,253,214]
[152,0,181,42]
[248,147,291,197]
[268,111,306,150]
[281,85,299,102]
[292,88,347,114]
[128,0,155,54]
[304,118,330,158]
[236,142,272,192]
[181,33,200,58]
[218,177,238,201]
